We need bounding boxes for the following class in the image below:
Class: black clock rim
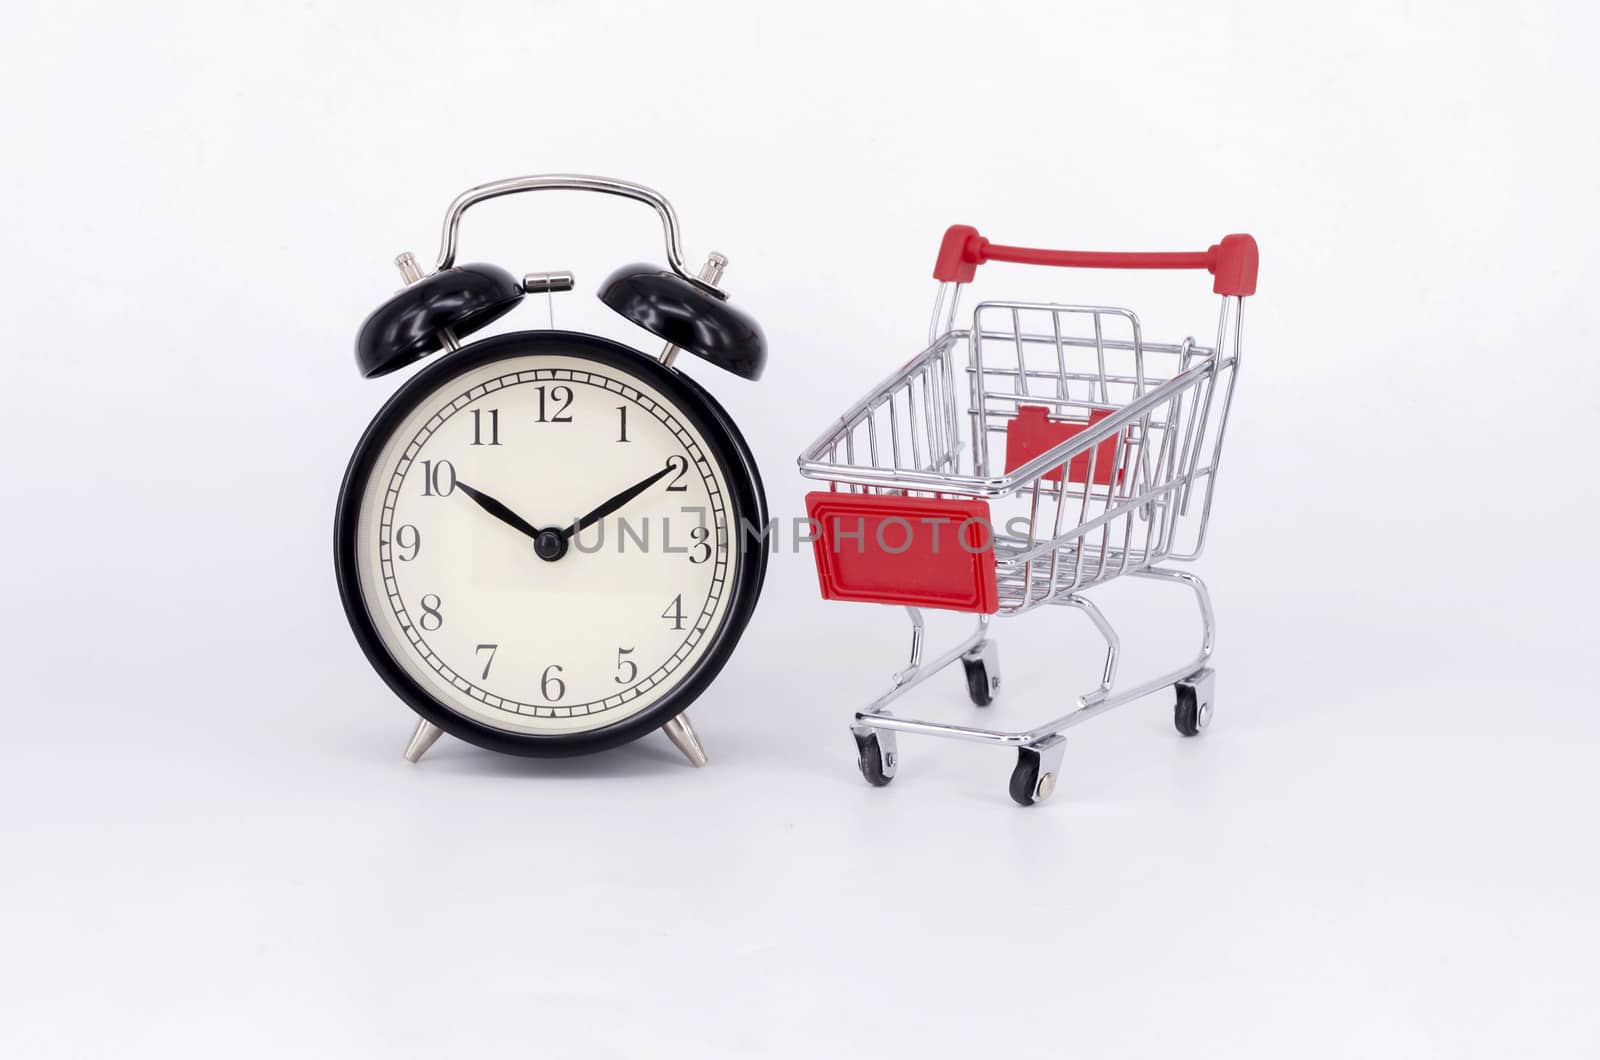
[333,329,768,759]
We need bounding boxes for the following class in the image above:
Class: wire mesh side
[1164,297,1244,562]
[804,334,965,496]
[988,366,1201,611]
[975,298,1242,610]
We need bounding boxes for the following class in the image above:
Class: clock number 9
[394,524,421,562]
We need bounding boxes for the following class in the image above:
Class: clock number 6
[540,664,566,702]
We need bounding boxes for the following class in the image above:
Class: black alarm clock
[334,175,768,767]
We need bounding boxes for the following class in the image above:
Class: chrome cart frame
[797,225,1257,804]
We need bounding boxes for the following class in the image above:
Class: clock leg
[402,718,444,763]
[661,712,707,768]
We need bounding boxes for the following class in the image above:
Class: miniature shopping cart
[798,224,1258,805]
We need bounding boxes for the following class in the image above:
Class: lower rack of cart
[848,567,1215,805]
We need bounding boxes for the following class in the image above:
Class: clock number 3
[688,526,712,564]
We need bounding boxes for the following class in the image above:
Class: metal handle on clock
[431,174,718,294]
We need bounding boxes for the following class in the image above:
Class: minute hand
[562,464,675,540]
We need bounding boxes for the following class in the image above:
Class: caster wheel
[1008,744,1061,806]
[963,658,994,706]
[1174,669,1215,738]
[961,641,1000,706]
[1008,751,1041,805]
[1174,687,1202,736]
[853,731,895,787]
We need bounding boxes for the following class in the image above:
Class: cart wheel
[961,640,1000,707]
[1009,736,1066,806]
[1174,688,1202,737]
[1174,668,1215,737]
[853,731,895,787]
[1008,751,1041,805]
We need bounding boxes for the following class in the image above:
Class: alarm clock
[334,175,769,767]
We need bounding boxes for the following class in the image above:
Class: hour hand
[455,481,541,542]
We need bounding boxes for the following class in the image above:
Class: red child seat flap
[806,491,999,614]
[1004,405,1122,485]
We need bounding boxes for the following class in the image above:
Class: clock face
[342,336,755,745]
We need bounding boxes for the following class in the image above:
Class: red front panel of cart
[806,492,999,614]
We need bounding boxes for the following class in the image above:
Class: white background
[3,1,1597,1056]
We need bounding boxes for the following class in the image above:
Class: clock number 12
[534,386,574,424]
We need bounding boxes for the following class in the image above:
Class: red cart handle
[932,224,1258,296]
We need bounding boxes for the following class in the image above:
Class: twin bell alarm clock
[334,176,768,768]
